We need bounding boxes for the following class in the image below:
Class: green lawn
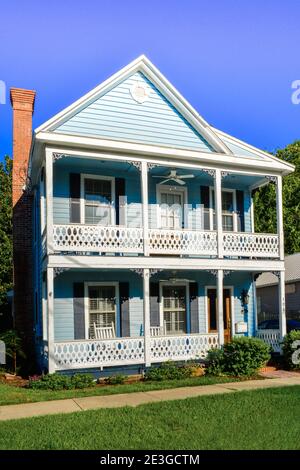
[0,386,299,450]
[0,375,239,406]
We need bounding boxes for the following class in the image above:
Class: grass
[0,375,240,406]
[0,386,299,449]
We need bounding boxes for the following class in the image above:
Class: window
[83,177,113,225]
[211,189,235,232]
[88,285,116,338]
[160,192,184,229]
[162,285,187,334]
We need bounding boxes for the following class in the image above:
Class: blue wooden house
[26,56,293,374]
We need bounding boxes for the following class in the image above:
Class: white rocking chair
[93,322,116,340]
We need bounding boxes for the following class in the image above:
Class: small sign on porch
[235,322,248,334]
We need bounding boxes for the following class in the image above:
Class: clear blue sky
[0,0,299,161]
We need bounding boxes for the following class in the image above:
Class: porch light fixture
[240,289,249,306]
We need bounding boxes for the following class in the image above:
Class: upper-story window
[82,176,115,225]
[207,189,237,232]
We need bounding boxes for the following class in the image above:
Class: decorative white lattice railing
[149,229,217,255]
[53,224,144,253]
[150,334,219,362]
[256,329,281,353]
[223,232,279,258]
[54,337,145,370]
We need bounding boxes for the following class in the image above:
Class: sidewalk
[0,376,300,422]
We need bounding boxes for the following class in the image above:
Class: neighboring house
[10,56,294,375]
[256,253,300,324]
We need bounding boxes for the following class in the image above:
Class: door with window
[88,285,116,338]
[162,285,187,335]
[83,177,113,225]
[159,190,184,229]
[207,288,232,343]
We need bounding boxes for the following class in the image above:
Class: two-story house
[11,56,294,375]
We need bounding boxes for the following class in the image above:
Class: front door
[207,288,232,343]
[159,190,184,229]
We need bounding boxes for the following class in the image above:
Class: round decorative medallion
[130,82,149,103]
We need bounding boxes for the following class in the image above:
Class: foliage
[0,329,26,374]
[0,156,13,320]
[28,373,95,391]
[253,141,300,254]
[103,374,128,385]
[281,330,300,370]
[206,337,271,377]
[144,361,193,381]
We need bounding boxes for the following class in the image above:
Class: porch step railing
[52,224,279,258]
[256,329,281,353]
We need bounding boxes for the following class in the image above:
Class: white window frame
[159,281,189,335]
[205,285,235,337]
[209,187,237,232]
[80,174,115,225]
[40,167,46,234]
[156,184,188,229]
[84,282,120,339]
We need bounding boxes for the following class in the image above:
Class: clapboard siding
[54,72,213,151]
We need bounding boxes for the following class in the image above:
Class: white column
[279,270,287,339]
[141,161,149,256]
[45,148,54,254]
[217,269,224,346]
[215,169,223,258]
[47,267,55,373]
[276,175,284,260]
[143,268,151,367]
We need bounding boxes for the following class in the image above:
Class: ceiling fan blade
[173,178,186,185]
[159,178,171,185]
[180,174,194,179]
[152,175,168,178]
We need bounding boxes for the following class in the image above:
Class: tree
[253,141,300,254]
[0,156,13,324]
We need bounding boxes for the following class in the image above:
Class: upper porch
[37,147,284,262]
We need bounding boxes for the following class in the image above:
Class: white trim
[156,184,188,229]
[159,281,190,335]
[205,285,234,338]
[80,173,115,225]
[84,281,120,340]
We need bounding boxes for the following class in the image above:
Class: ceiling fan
[152,170,194,185]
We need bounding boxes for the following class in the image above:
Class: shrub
[281,330,300,370]
[28,373,95,390]
[104,374,127,385]
[144,361,193,381]
[206,337,271,377]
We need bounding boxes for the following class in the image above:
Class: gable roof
[35,55,231,154]
[256,253,300,287]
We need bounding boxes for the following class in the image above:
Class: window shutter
[200,186,210,230]
[70,173,81,223]
[236,190,245,232]
[119,282,130,337]
[150,282,160,327]
[189,282,199,333]
[73,282,85,339]
[115,178,126,225]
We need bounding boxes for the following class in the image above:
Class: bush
[206,337,271,377]
[104,374,128,385]
[28,373,95,390]
[144,361,193,381]
[281,330,300,370]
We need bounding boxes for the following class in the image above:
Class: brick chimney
[10,88,36,347]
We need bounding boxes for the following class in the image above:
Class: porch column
[47,267,55,373]
[143,268,151,367]
[278,270,287,339]
[141,161,149,256]
[276,175,284,261]
[45,148,54,254]
[215,169,223,258]
[217,269,224,346]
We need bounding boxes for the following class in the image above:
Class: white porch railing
[53,334,219,370]
[256,329,281,353]
[53,224,144,253]
[150,334,219,362]
[54,337,145,370]
[223,232,279,258]
[149,229,217,255]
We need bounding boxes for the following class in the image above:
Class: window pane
[222,215,233,231]
[88,286,116,338]
[222,192,233,212]
[163,286,186,334]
